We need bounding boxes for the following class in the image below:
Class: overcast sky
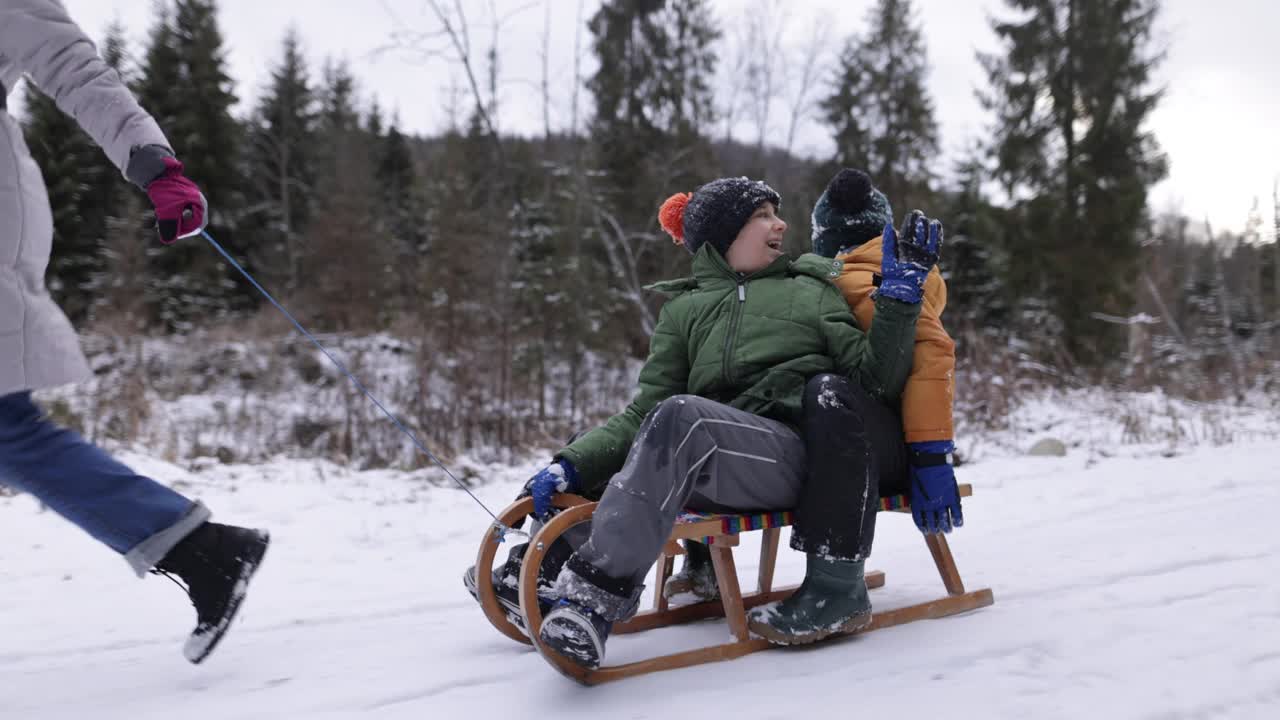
[42,0,1280,236]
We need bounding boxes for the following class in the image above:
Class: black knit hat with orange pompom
[658,177,782,257]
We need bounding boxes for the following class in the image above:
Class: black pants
[790,374,908,561]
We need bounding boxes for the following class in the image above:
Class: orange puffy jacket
[834,238,954,443]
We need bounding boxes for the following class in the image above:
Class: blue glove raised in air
[878,210,943,305]
[524,459,580,520]
[908,440,963,534]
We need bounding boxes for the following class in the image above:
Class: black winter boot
[661,540,719,603]
[154,521,270,664]
[539,598,613,670]
[746,553,871,645]
[463,536,570,632]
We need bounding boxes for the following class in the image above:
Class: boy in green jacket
[523,177,942,669]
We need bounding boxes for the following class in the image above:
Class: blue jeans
[0,391,209,576]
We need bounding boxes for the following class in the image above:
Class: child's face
[726,202,787,273]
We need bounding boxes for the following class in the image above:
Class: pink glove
[145,157,208,244]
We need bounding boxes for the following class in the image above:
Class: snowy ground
[2,402,1279,718]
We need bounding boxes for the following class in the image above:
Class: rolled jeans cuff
[123,500,211,577]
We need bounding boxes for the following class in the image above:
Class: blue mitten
[878,210,942,304]
[525,459,580,520]
[908,440,963,534]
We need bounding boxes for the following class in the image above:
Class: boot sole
[661,583,720,604]
[747,610,873,646]
[538,608,606,672]
[184,531,270,664]
[662,573,720,603]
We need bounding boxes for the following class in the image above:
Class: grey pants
[554,394,806,620]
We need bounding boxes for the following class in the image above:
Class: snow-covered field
[2,393,1279,719]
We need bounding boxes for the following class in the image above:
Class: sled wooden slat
[587,588,995,686]
[925,532,966,595]
[757,527,781,594]
[668,485,972,545]
[710,544,749,641]
[652,555,675,613]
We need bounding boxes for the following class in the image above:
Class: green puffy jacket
[557,245,921,494]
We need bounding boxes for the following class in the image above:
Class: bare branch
[783,15,831,158]
[593,205,657,335]
[1204,216,1247,396]
[372,0,453,58]
[487,0,500,130]
[745,0,789,156]
[720,17,749,144]
[423,0,495,139]
[1088,311,1159,325]
[540,0,552,140]
[451,0,470,56]
[495,0,541,26]
[570,0,585,139]
[1141,269,1187,346]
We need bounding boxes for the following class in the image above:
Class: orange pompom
[658,192,692,245]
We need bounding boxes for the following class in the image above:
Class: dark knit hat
[811,169,893,258]
[658,177,782,257]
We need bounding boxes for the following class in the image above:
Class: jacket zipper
[722,282,746,385]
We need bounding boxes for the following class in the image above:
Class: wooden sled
[472,486,994,685]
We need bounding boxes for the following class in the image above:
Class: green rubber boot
[662,540,720,603]
[747,553,872,645]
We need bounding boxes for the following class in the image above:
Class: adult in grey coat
[1,0,269,664]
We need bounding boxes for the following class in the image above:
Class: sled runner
[472,487,994,685]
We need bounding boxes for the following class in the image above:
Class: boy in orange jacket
[812,169,962,534]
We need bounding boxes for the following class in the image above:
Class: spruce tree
[169,0,242,204]
[90,22,151,326]
[943,147,1009,335]
[135,3,183,135]
[296,60,384,330]
[376,121,428,310]
[979,0,1167,363]
[22,22,131,325]
[1271,183,1280,351]
[21,84,100,324]
[820,0,940,215]
[585,0,721,351]
[136,0,249,330]
[1181,240,1234,386]
[248,27,317,295]
[317,60,359,134]
[587,0,720,223]
[366,99,384,140]
[90,22,135,235]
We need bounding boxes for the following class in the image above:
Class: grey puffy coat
[1,0,169,396]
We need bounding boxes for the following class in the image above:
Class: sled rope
[200,230,521,538]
